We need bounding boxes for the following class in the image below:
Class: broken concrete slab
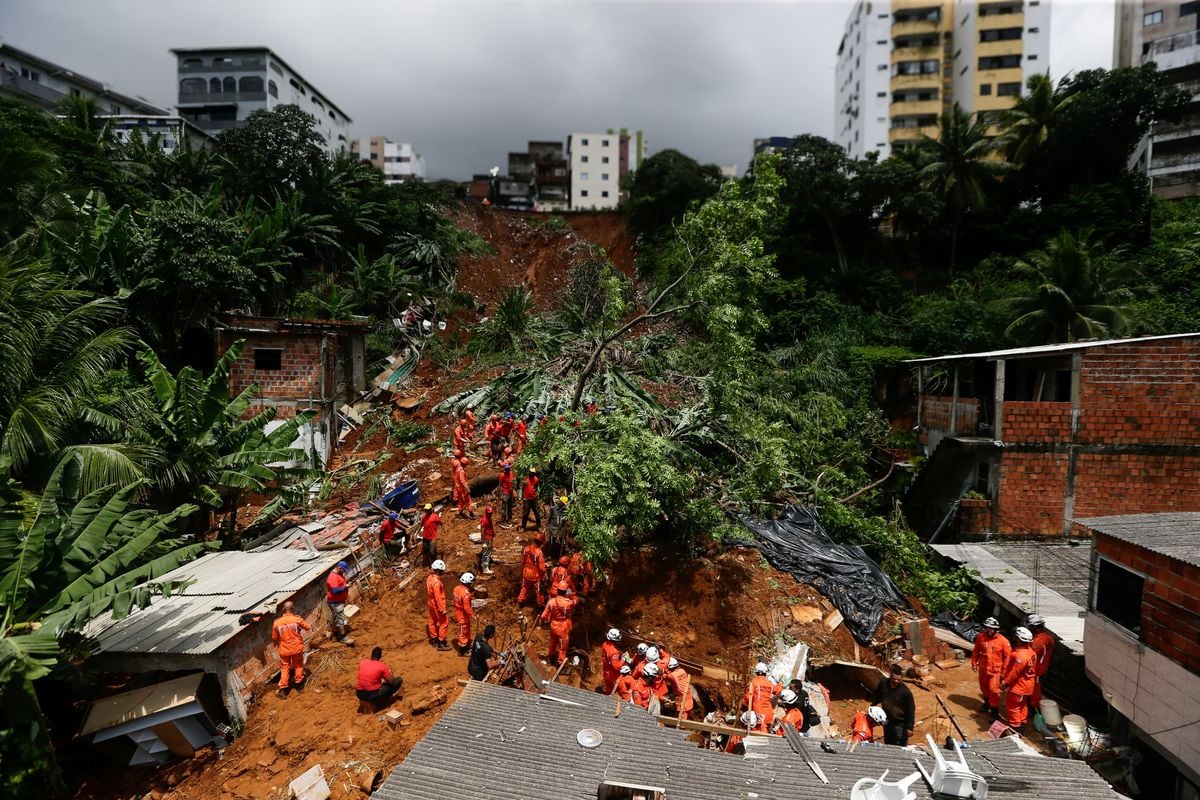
[288,764,330,800]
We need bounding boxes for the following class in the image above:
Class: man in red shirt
[356,647,403,709]
[271,600,310,697]
[498,462,515,527]
[426,559,450,650]
[499,412,514,440]
[378,512,402,561]
[521,468,541,530]
[479,505,496,575]
[326,562,353,645]
[420,504,442,565]
[517,533,547,606]
[453,572,476,653]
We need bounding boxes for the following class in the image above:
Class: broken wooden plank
[932,626,974,651]
[789,605,823,624]
[823,610,844,631]
[934,658,961,670]
[657,716,772,738]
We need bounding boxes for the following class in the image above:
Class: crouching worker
[356,647,403,710]
[851,705,888,743]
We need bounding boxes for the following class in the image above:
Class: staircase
[902,436,998,541]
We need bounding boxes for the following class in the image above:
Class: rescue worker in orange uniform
[601,628,625,695]
[513,415,528,456]
[614,664,635,701]
[642,662,669,712]
[452,455,475,518]
[539,586,577,665]
[1002,626,1038,729]
[420,503,442,566]
[498,462,515,526]
[630,671,654,709]
[654,645,672,676]
[272,600,311,697]
[453,418,470,454]
[485,414,502,461]
[518,533,547,606]
[631,643,649,678]
[464,407,477,439]
[772,688,807,734]
[851,706,887,743]
[425,560,450,650]
[971,617,1012,718]
[549,555,572,597]
[665,657,694,720]
[567,550,593,598]
[1026,613,1054,707]
[743,662,781,733]
[725,711,758,753]
[479,504,496,575]
[453,572,476,653]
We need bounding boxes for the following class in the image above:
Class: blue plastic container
[380,480,420,511]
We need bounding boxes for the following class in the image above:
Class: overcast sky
[4,0,1116,180]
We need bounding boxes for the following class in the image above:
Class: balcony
[892,19,941,37]
[1150,149,1200,176]
[920,395,980,436]
[178,91,267,105]
[891,45,942,63]
[1143,29,1200,71]
[1153,118,1200,143]
[183,119,243,132]
[889,125,939,144]
[890,98,942,116]
[976,12,1024,29]
[890,73,941,91]
[977,39,1024,58]
[0,71,67,106]
[178,61,266,74]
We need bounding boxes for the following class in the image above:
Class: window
[253,349,282,371]
[239,76,264,92]
[209,77,221,93]
[980,27,1022,42]
[181,78,206,94]
[602,139,609,146]
[581,189,589,197]
[877,39,887,45]
[182,57,203,67]
[998,81,1021,96]
[1027,54,1038,60]
[581,138,589,145]
[69,87,81,97]
[580,171,589,180]
[241,56,263,67]
[877,91,887,97]
[289,78,306,95]
[1028,26,1040,32]
[979,55,1022,69]
[222,76,236,93]
[268,79,278,98]
[312,97,325,110]
[980,83,992,95]
[581,155,589,163]
[20,67,41,81]
[1144,10,1164,25]
[1184,1,1198,15]
[1094,557,1144,634]
[602,156,610,163]
[601,173,609,180]
[370,151,379,160]
[894,59,940,75]
[213,57,234,66]
[602,190,610,197]
[110,103,120,114]
[270,62,283,75]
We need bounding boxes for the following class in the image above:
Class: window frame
[1144,9,1164,25]
[253,348,283,371]
[1092,555,1146,636]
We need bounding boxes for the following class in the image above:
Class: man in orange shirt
[521,467,541,530]
[453,572,476,653]
[326,561,353,645]
[272,600,311,697]
[567,549,593,598]
[517,533,546,606]
[513,415,528,456]
[420,503,443,566]
[1026,613,1054,707]
[464,406,477,439]
[971,617,1012,718]
[665,657,694,720]
[614,664,635,701]
[630,670,654,709]
[850,706,887,743]
[426,559,450,650]
[498,462,515,527]
[452,455,475,519]
[1003,626,1038,729]
[742,662,781,733]
[725,711,758,753]
[601,628,625,695]
[540,586,577,665]
[356,646,403,710]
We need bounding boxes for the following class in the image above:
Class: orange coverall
[549,564,571,597]
[518,542,546,605]
[972,631,1012,712]
[656,647,672,676]
[601,641,624,694]
[615,673,636,702]
[540,593,577,664]
[272,612,311,688]
[453,583,474,648]
[630,677,653,709]
[1003,645,1038,728]
[1030,629,1054,706]
[513,418,527,456]
[568,552,593,597]
[425,572,448,642]
[777,705,805,735]
[453,423,469,453]
[743,675,781,732]
[464,409,477,438]
[850,711,875,743]
[452,459,474,514]
[667,666,694,720]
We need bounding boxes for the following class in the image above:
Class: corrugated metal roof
[904,332,1200,365]
[1076,513,1200,569]
[373,682,1121,800]
[80,672,203,736]
[85,549,345,656]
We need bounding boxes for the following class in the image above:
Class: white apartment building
[172,47,351,153]
[1115,0,1200,199]
[834,1,1051,160]
[567,129,645,210]
[350,137,426,183]
[0,41,167,116]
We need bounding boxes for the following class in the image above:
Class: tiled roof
[373,681,1120,800]
[1076,513,1200,569]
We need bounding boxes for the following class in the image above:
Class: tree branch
[836,458,898,505]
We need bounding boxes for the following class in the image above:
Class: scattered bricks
[382,710,403,728]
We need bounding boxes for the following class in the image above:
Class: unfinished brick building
[215,315,368,467]
[904,333,1200,539]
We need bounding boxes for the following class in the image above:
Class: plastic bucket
[1040,699,1063,727]
[1063,714,1087,753]
[1088,725,1112,754]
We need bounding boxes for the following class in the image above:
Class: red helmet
[558,556,570,567]
[535,533,546,545]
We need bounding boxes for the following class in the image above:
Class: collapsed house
[372,681,1123,800]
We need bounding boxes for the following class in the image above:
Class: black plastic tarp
[930,611,982,643]
[735,506,911,644]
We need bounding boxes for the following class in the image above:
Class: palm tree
[919,104,1011,270]
[996,231,1141,344]
[1000,73,1078,165]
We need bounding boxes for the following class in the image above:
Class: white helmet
[620,664,631,675]
[607,628,622,642]
[1014,626,1033,643]
[642,662,660,677]
[460,572,475,585]
[431,559,446,571]
[1026,613,1044,627]
[645,646,660,661]
[667,657,678,670]
[636,643,648,655]
[868,706,887,725]
[754,662,769,675]
[780,689,798,705]
[983,617,1000,630]
[740,710,758,727]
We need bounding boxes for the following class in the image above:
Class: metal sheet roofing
[1076,513,1200,569]
[904,332,1200,365]
[85,549,344,656]
[79,672,203,736]
[373,681,1121,800]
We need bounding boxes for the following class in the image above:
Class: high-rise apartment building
[350,137,425,183]
[1115,1,1200,198]
[172,47,351,152]
[834,1,1050,159]
[567,129,645,210]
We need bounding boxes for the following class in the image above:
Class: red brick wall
[1001,401,1071,443]
[955,498,992,534]
[1073,453,1200,518]
[996,451,1069,534]
[921,395,979,435]
[217,331,330,407]
[1078,340,1200,445]
[1095,533,1200,674]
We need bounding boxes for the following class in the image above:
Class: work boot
[437,640,451,651]
[342,636,356,647]
[980,700,990,713]
[277,687,290,699]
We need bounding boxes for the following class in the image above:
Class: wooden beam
[656,715,772,738]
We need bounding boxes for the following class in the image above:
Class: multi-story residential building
[171,47,351,152]
[567,129,645,210]
[1115,1,1200,198]
[527,141,570,211]
[834,1,1050,159]
[350,137,425,183]
[1077,513,1200,797]
[0,41,167,116]
[103,115,214,153]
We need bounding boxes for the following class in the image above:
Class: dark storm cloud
[4,0,1112,180]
